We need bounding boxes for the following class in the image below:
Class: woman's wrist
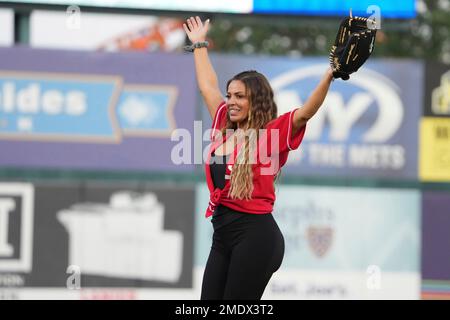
[184,40,209,52]
[326,68,334,81]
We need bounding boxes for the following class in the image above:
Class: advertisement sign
[195,183,421,299]
[420,62,450,182]
[207,55,423,180]
[31,11,186,52]
[419,117,450,182]
[0,181,195,299]
[253,0,416,18]
[0,47,197,172]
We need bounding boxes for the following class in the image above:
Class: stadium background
[0,0,449,300]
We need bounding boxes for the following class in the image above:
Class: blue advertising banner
[0,181,196,299]
[206,54,423,180]
[253,0,416,18]
[0,71,121,140]
[0,47,197,172]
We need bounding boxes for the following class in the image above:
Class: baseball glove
[330,16,377,80]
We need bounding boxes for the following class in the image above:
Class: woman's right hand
[183,16,210,44]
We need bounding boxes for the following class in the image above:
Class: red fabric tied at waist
[205,188,222,218]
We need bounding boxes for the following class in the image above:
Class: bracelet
[183,41,209,52]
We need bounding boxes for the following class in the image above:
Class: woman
[183,16,333,300]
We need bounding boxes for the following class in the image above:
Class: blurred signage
[419,117,450,182]
[0,183,34,273]
[195,184,421,299]
[0,181,195,298]
[424,62,450,117]
[30,12,186,52]
[0,71,122,141]
[1,0,416,18]
[0,73,177,141]
[209,55,423,180]
[253,0,416,18]
[0,47,196,172]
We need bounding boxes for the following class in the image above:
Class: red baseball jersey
[204,101,306,218]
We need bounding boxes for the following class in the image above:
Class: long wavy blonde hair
[223,70,278,200]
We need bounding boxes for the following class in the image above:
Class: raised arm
[183,16,223,119]
[292,68,333,135]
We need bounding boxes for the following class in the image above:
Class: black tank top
[210,152,228,189]
[209,152,246,230]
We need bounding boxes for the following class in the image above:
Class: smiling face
[226,80,250,126]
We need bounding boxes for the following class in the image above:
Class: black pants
[201,213,285,300]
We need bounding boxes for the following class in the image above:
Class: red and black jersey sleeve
[265,108,306,154]
[210,101,227,141]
